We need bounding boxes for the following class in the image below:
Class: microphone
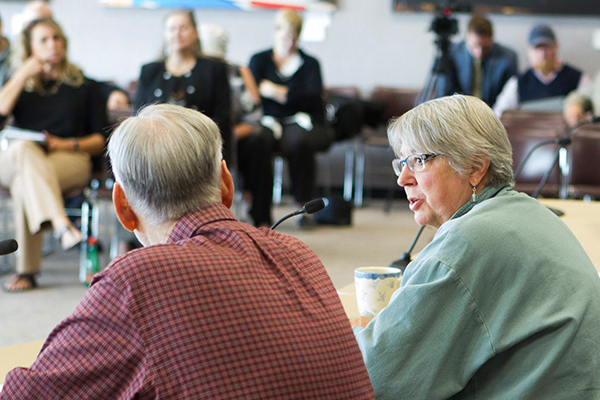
[0,239,18,256]
[270,198,326,230]
[389,225,425,273]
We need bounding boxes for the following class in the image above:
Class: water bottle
[84,237,100,287]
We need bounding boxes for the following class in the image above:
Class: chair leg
[354,141,365,208]
[110,210,121,261]
[78,200,90,284]
[0,194,13,274]
[383,183,398,214]
[343,143,354,203]
[272,156,284,205]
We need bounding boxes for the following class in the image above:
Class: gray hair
[107,104,223,225]
[388,95,514,187]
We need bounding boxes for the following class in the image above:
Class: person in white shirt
[493,24,591,117]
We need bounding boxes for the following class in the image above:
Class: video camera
[428,3,471,38]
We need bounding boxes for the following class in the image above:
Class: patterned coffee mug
[355,266,401,318]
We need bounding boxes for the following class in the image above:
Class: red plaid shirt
[1,204,374,399]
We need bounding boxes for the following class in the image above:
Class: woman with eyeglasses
[351,95,600,399]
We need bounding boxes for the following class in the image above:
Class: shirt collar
[450,185,508,220]
[167,203,237,243]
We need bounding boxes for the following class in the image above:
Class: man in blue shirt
[442,15,518,107]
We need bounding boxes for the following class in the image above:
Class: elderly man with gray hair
[0,104,374,399]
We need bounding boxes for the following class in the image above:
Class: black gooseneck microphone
[512,116,600,216]
[389,225,425,273]
[0,239,18,256]
[270,198,326,230]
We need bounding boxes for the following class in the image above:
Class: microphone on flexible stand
[512,115,600,216]
[0,239,18,256]
[270,198,326,230]
[389,225,425,273]
[513,116,600,182]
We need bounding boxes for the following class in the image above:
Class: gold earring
[472,186,477,203]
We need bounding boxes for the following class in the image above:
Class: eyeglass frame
[392,153,441,176]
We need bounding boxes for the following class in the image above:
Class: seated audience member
[22,1,53,25]
[134,10,231,162]
[442,14,518,107]
[200,23,274,227]
[99,81,130,110]
[0,104,375,399]
[564,71,600,126]
[493,24,591,116]
[0,13,11,86]
[0,1,54,87]
[0,18,107,292]
[249,10,332,227]
[352,95,600,399]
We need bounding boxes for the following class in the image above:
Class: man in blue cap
[493,24,591,116]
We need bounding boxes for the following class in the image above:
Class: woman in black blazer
[134,10,232,162]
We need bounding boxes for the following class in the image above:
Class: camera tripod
[416,7,459,105]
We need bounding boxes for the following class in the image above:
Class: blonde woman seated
[0,18,108,292]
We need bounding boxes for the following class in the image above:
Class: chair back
[568,124,600,198]
[501,110,567,131]
[370,87,420,123]
[509,127,562,196]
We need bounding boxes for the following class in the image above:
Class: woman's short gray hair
[107,104,223,225]
[388,95,514,187]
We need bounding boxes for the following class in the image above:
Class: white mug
[354,266,401,318]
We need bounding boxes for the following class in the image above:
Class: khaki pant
[0,140,91,274]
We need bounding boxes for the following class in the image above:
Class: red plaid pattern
[1,204,374,399]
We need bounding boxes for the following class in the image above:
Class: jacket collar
[450,185,508,220]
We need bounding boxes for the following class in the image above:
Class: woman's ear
[112,182,138,232]
[470,158,491,188]
[220,160,235,209]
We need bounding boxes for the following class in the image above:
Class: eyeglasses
[392,153,440,176]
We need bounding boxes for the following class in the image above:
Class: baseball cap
[528,25,556,47]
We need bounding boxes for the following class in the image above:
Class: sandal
[55,224,82,251]
[3,274,37,292]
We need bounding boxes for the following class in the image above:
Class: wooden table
[0,340,44,385]
[539,199,600,272]
[336,199,600,321]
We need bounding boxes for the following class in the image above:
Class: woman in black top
[249,10,332,226]
[134,10,232,162]
[0,19,108,291]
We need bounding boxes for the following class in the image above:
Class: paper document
[1,126,46,143]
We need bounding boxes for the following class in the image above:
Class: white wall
[1,0,600,96]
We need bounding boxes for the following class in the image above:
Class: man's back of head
[108,104,223,227]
